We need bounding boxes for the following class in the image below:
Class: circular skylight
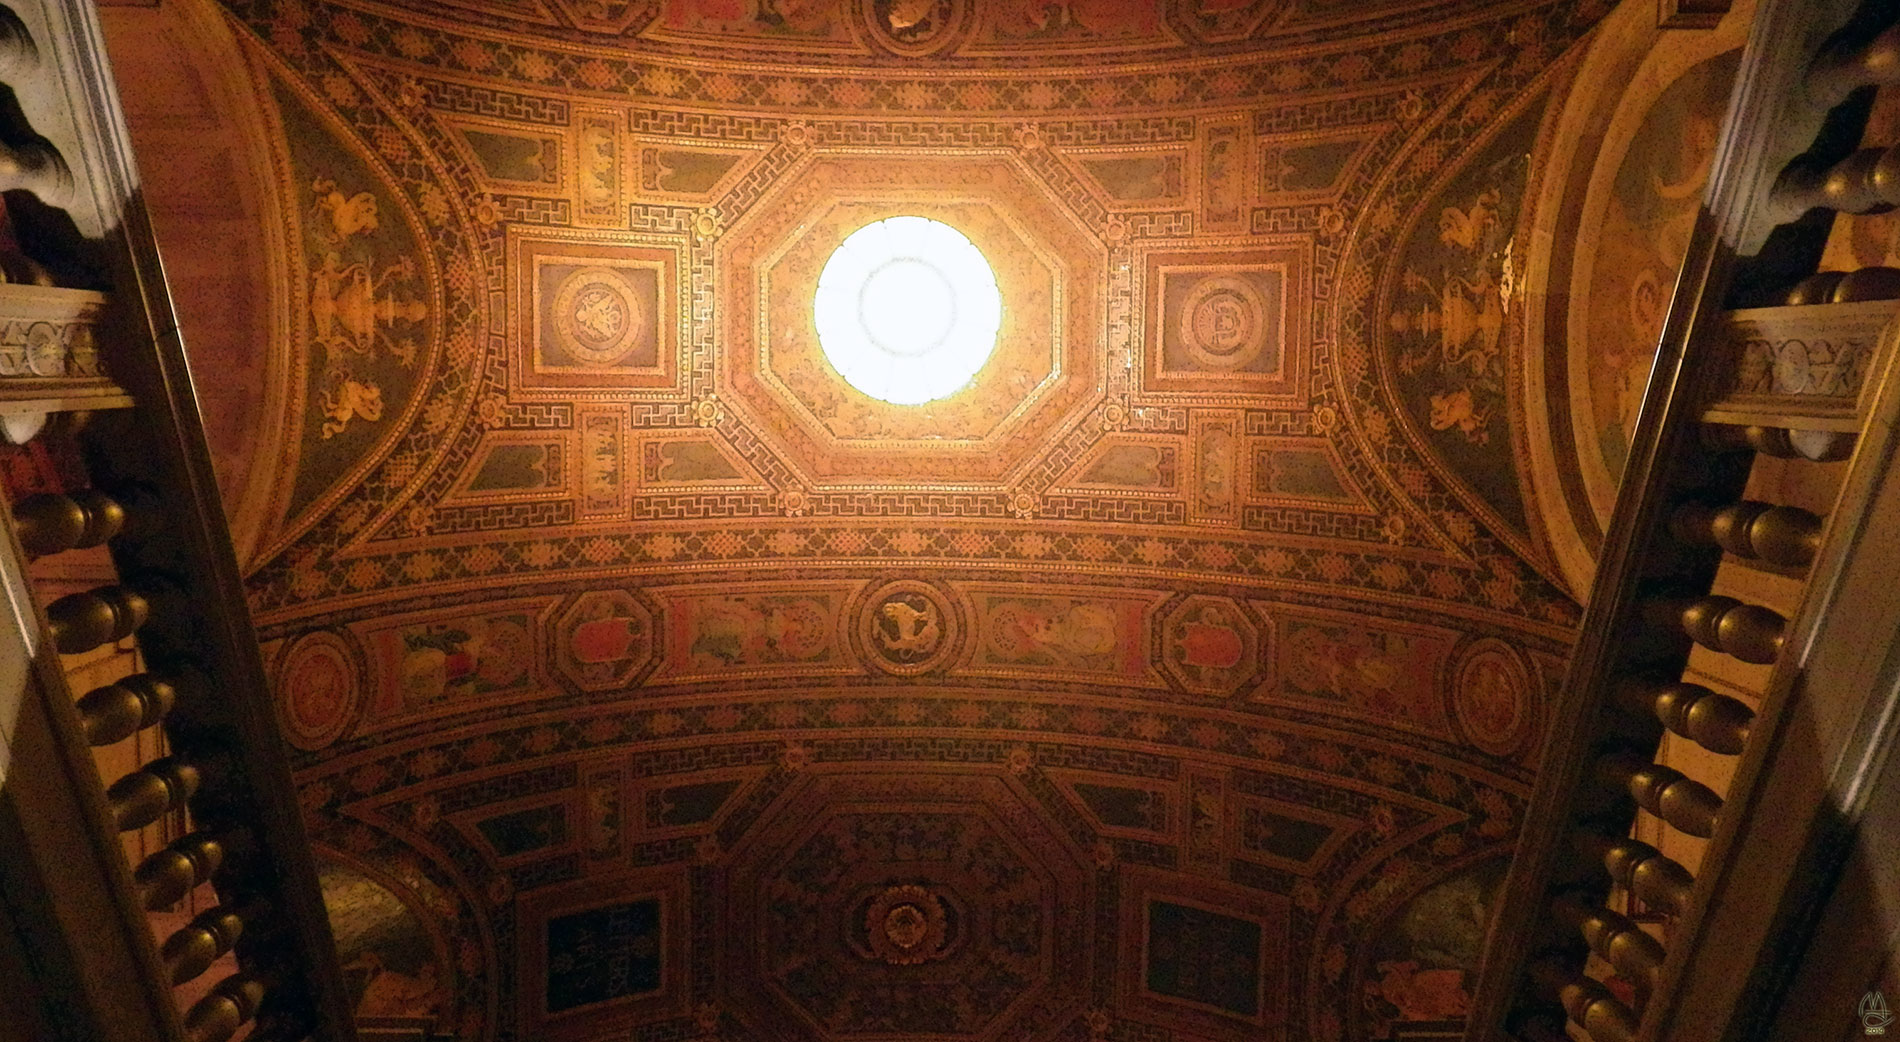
[814,216,1002,405]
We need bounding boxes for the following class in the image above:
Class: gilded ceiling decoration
[147,0,1633,1038]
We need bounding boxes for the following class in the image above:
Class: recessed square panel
[1146,900,1262,1017]
[511,231,683,398]
[545,899,663,1013]
[1117,866,1288,1037]
[535,261,662,373]
[1142,245,1310,402]
[516,867,688,1042]
[1166,267,1284,375]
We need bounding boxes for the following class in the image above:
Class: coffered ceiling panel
[113,0,1627,1038]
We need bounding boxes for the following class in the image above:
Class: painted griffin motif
[878,599,941,655]
[1374,960,1470,1022]
[318,379,385,440]
[1387,173,1521,447]
[305,176,428,442]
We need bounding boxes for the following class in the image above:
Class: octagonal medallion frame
[715,151,1107,489]
[719,765,1095,1042]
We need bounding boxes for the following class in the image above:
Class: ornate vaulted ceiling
[94,0,1645,1038]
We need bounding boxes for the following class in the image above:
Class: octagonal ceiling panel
[722,768,1093,1042]
[718,152,1102,487]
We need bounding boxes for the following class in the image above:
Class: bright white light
[814,216,1002,405]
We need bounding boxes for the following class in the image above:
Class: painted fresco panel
[1188,410,1243,525]
[652,0,856,44]
[573,109,622,226]
[639,434,764,488]
[1054,436,1182,497]
[446,435,568,504]
[1381,102,1545,534]
[1247,437,1369,512]
[271,75,436,520]
[1066,147,1192,209]
[1255,605,1457,738]
[1229,793,1358,875]
[965,586,1162,686]
[1161,595,1260,697]
[969,0,1171,49]
[1360,859,1507,1040]
[454,123,562,187]
[358,602,548,729]
[637,145,756,199]
[476,803,569,858]
[317,857,452,1030]
[656,584,854,681]
[553,589,656,692]
[1577,52,1739,498]
[577,407,629,518]
[276,629,364,751]
[1259,132,1377,196]
[1200,117,1251,232]
[1046,766,1175,843]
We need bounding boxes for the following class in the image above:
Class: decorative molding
[0,285,130,436]
[1704,300,1898,431]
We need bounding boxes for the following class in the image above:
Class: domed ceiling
[110,0,1630,1037]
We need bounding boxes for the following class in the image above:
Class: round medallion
[814,216,1002,405]
[553,266,645,367]
[25,322,65,377]
[860,0,967,56]
[857,580,957,676]
[859,884,953,965]
[277,631,362,751]
[1450,639,1533,757]
[1178,275,1269,371]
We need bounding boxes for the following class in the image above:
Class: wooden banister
[1471,0,1900,1037]
[1640,234,1900,1042]
[0,1,356,1040]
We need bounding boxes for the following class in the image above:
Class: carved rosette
[860,884,953,965]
